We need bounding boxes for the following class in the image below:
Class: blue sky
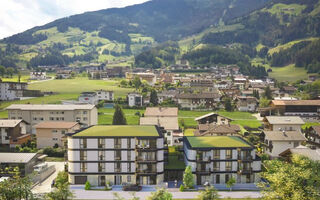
[0,0,149,39]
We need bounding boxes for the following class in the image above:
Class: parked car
[122,183,142,191]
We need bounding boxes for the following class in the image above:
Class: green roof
[186,136,251,148]
[73,125,159,137]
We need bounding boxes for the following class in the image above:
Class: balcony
[238,155,253,162]
[136,156,157,163]
[196,156,211,163]
[238,167,253,175]
[115,168,121,173]
[135,144,157,151]
[196,168,211,175]
[135,169,157,175]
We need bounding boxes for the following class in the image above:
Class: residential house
[79,92,99,105]
[190,79,213,87]
[279,146,320,161]
[35,121,80,148]
[236,96,258,112]
[195,113,231,126]
[305,125,320,147]
[56,70,73,79]
[67,125,164,186]
[96,90,114,101]
[195,124,241,136]
[157,90,178,104]
[89,71,108,80]
[280,86,296,95]
[126,72,157,86]
[263,116,305,132]
[106,67,129,78]
[0,81,43,101]
[184,136,261,185]
[140,107,181,146]
[128,93,143,107]
[0,153,43,176]
[175,92,221,110]
[263,130,306,157]
[30,72,46,80]
[267,100,320,122]
[0,120,30,148]
[6,104,97,133]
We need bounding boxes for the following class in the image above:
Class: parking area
[32,162,65,194]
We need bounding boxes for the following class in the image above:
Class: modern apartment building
[67,125,164,186]
[6,104,97,133]
[184,136,261,185]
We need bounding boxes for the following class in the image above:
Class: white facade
[265,140,303,157]
[68,134,164,186]
[30,72,46,80]
[0,82,28,100]
[78,93,99,105]
[128,93,143,107]
[96,90,114,101]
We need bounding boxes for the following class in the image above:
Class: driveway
[70,185,262,200]
[32,162,65,194]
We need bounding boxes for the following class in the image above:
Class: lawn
[28,77,134,97]
[186,136,251,148]
[184,129,195,136]
[98,108,143,125]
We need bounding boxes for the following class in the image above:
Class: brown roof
[264,131,306,141]
[199,124,241,136]
[0,120,23,128]
[140,117,179,130]
[176,92,220,99]
[35,121,79,129]
[272,100,320,106]
[144,107,178,117]
[282,86,296,91]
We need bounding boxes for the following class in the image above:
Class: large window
[115,162,121,172]
[80,139,87,148]
[98,163,105,172]
[80,163,87,172]
[213,150,220,159]
[213,162,220,171]
[226,149,232,159]
[98,138,105,148]
[115,138,121,149]
[80,151,87,161]
[98,151,105,160]
[226,161,232,171]
[127,139,131,148]
[115,150,121,160]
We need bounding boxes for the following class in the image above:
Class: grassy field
[29,77,134,97]
[268,37,318,55]
[98,108,143,125]
[268,64,309,82]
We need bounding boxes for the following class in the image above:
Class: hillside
[0,0,268,68]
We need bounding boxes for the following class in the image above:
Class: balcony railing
[196,156,211,162]
[238,167,253,174]
[238,155,253,161]
[136,156,156,163]
[196,168,211,175]
[136,169,157,174]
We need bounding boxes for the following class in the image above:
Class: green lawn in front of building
[186,136,251,148]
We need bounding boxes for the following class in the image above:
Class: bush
[179,184,185,192]
[43,147,65,157]
[85,181,91,190]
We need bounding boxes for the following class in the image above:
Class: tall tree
[0,65,6,77]
[183,166,194,189]
[132,76,142,90]
[224,98,233,111]
[259,154,320,200]
[150,89,158,106]
[263,86,272,100]
[112,104,127,125]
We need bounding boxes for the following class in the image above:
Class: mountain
[0,0,268,68]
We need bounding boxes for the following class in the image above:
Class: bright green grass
[28,77,133,97]
[98,108,143,125]
[186,136,251,148]
[73,125,159,137]
[301,122,320,130]
[262,3,306,21]
[268,64,309,82]
[184,129,195,136]
[268,37,319,55]
[1,75,30,83]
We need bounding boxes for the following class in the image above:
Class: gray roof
[264,131,306,141]
[266,116,305,125]
[0,153,38,163]
[6,104,95,111]
[0,120,23,128]
[289,147,320,161]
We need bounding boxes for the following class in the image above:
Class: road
[32,162,65,194]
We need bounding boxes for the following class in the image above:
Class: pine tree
[112,104,127,125]
[224,98,233,111]
[150,89,158,106]
[263,86,272,100]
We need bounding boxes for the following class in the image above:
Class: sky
[0,0,149,39]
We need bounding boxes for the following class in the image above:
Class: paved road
[32,162,65,194]
[71,185,262,200]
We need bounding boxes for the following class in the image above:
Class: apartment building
[79,92,99,105]
[67,125,164,186]
[184,136,261,185]
[0,119,30,148]
[96,90,114,101]
[175,92,221,110]
[6,104,97,133]
[263,116,304,132]
[35,121,80,148]
[128,93,143,107]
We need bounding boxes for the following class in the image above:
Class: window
[83,111,87,114]
[115,138,121,149]
[98,138,105,148]
[52,138,58,141]
[225,174,230,183]
[80,163,87,172]
[213,162,220,171]
[128,163,131,172]
[33,117,37,120]
[294,141,299,147]
[80,139,87,148]
[80,151,87,161]
[226,149,232,159]
[127,175,131,182]
[115,151,121,160]
[216,175,220,184]
[60,117,64,120]
[127,151,131,161]
[115,162,121,172]
[56,117,60,121]
[52,130,58,133]
[98,151,105,160]
[226,162,232,171]
[213,150,220,159]
[49,117,54,121]
[127,139,131,148]
[98,163,105,172]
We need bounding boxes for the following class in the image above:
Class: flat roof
[0,153,38,163]
[6,104,95,111]
[73,125,160,137]
[186,136,251,148]
[265,116,305,125]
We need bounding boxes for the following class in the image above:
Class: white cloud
[0,0,149,39]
